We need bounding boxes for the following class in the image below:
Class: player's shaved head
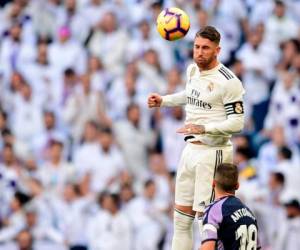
[195,26,221,45]
[214,163,239,193]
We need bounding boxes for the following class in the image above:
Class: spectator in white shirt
[48,26,87,74]
[87,55,112,93]
[21,41,59,109]
[11,82,43,144]
[114,103,155,180]
[274,199,300,250]
[0,22,35,83]
[0,191,31,243]
[88,127,125,193]
[73,120,100,178]
[32,110,67,164]
[87,11,129,76]
[62,73,107,141]
[264,0,299,48]
[37,139,75,197]
[125,179,165,250]
[264,71,300,145]
[148,152,172,213]
[236,27,276,131]
[88,192,132,250]
[160,106,185,173]
[56,0,90,44]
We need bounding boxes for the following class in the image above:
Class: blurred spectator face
[101,12,117,33]
[99,130,113,151]
[88,56,103,72]
[127,104,140,126]
[10,196,21,212]
[0,110,7,130]
[92,0,102,5]
[167,68,181,86]
[10,72,24,92]
[119,170,133,185]
[20,83,32,101]
[25,211,37,228]
[83,121,98,142]
[149,153,167,174]
[101,194,119,214]
[124,72,136,96]
[144,180,156,200]
[282,40,299,64]
[171,106,184,120]
[248,30,262,49]
[144,49,159,67]
[9,2,23,19]
[65,0,76,12]
[64,68,77,86]
[232,135,249,148]
[268,172,284,191]
[2,144,15,165]
[292,53,300,74]
[10,23,22,41]
[37,43,48,65]
[27,178,43,196]
[274,1,285,18]
[58,26,71,43]
[43,111,55,130]
[16,230,33,250]
[139,20,150,39]
[196,9,209,27]
[81,74,91,93]
[271,125,285,146]
[49,141,63,162]
[120,184,134,203]
[281,71,296,90]
[63,184,76,202]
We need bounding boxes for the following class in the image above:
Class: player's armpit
[199,240,216,250]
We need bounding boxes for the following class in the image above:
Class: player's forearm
[204,115,244,135]
[161,91,186,107]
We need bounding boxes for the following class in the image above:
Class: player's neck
[197,60,220,71]
[215,189,235,200]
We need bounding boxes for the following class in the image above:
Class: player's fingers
[176,126,188,133]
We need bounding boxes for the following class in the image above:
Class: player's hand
[148,93,162,108]
[177,124,205,135]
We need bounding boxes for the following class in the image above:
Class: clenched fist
[148,93,163,108]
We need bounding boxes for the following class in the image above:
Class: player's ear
[235,182,240,190]
[212,180,216,188]
[215,45,221,55]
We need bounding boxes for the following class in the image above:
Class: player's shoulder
[216,64,241,84]
[203,196,229,223]
[186,63,198,78]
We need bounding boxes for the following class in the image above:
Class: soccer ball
[156,7,190,41]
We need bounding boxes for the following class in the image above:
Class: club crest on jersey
[234,102,243,114]
[207,82,214,92]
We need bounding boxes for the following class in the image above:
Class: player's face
[193,36,220,69]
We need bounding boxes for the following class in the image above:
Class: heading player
[201,163,261,250]
[148,26,245,250]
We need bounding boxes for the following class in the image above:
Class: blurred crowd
[0,0,300,250]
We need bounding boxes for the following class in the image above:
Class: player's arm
[161,90,187,107]
[204,78,245,135]
[148,91,186,108]
[200,240,216,250]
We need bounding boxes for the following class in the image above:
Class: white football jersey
[162,63,245,146]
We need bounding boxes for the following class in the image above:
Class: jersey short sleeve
[222,78,245,117]
[202,198,226,243]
